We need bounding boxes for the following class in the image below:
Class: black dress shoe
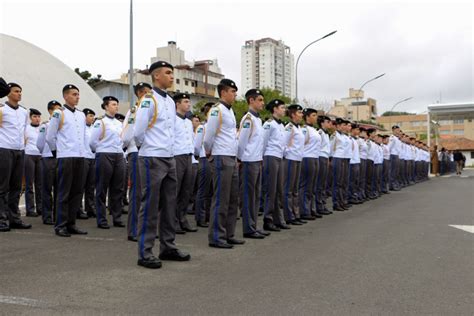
[341,205,349,210]
[183,226,198,232]
[333,207,345,212]
[43,219,54,225]
[244,232,265,239]
[26,212,39,217]
[296,218,308,224]
[113,222,126,228]
[137,256,162,269]
[257,229,271,236]
[263,223,280,232]
[227,238,245,245]
[97,223,110,229]
[55,228,71,237]
[87,212,97,218]
[175,228,186,235]
[301,215,316,221]
[159,249,191,261]
[196,221,209,228]
[76,212,88,220]
[121,209,128,214]
[314,213,323,218]
[209,242,233,249]
[0,225,11,232]
[10,221,32,229]
[320,210,332,215]
[287,220,302,226]
[67,226,88,235]
[276,223,291,229]
[128,236,137,242]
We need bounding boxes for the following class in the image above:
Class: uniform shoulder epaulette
[243,113,252,121]
[143,92,154,99]
[97,115,105,120]
[212,103,220,108]
[266,118,273,122]
[41,120,49,125]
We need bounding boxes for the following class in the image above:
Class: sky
[0,0,472,114]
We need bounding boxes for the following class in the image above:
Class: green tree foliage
[381,111,416,116]
[74,68,103,87]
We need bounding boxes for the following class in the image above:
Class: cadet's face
[177,99,191,113]
[64,89,80,106]
[192,117,200,129]
[86,114,95,125]
[30,114,41,124]
[352,128,360,136]
[221,87,237,104]
[307,113,318,125]
[293,110,303,122]
[105,101,119,116]
[273,105,286,118]
[321,119,331,129]
[137,87,151,99]
[251,95,265,111]
[8,87,22,102]
[154,67,174,89]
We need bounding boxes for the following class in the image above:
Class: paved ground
[1,170,473,315]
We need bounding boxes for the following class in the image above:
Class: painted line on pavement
[0,295,44,307]
[449,225,474,234]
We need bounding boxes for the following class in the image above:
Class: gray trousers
[375,164,382,195]
[175,154,193,230]
[359,159,367,199]
[331,157,344,208]
[195,157,212,224]
[95,153,125,226]
[123,160,129,203]
[127,152,141,238]
[349,163,360,201]
[0,148,24,226]
[41,157,57,222]
[282,159,301,221]
[382,160,390,192]
[310,158,320,215]
[188,162,198,213]
[315,156,329,212]
[262,156,285,226]
[240,161,262,234]
[366,159,375,197]
[389,155,400,189]
[79,158,95,215]
[137,157,178,259]
[298,157,317,217]
[208,155,239,244]
[24,154,42,215]
[341,158,350,205]
[55,157,85,230]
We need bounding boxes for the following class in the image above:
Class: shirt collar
[63,104,75,113]
[220,100,232,110]
[153,86,167,98]
[249,109,259,118]
[5,101,19,110]
[31,123,39,127]
[105,113,114,119]
[176,112,186,120]
[272,116,282,124]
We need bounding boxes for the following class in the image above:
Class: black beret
[351,123,359,129]
[115,113,125,121]
[335,118,345,125]
[367,128,376,134]
[359,127,367,132]
[218,79,238,91]
[29,108,41,116]
[287,104,303,111]
[244,89,263,99]
[318,115,331,122]
[343,119,352,124]
[392,125,400,130]
[382,135,390,139]
[8,82,22,90]
[265,99,285,111]
[62,84,79,93]
[103,96,119,103]
[173,93,190,102]
[134,82,152,94]
[149,61,174,73]
[302,108,317,115]
[47,100,61,110]
[83,108,95,116]
[0,77,10,98]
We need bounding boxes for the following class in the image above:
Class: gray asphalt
[1,170,473,315]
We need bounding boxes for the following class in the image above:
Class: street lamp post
[355,73,385,121]
[388,97,413,130]
[128,0,134,109]
[295,30,337,102]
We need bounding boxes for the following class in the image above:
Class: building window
[185,80,189,86]
[176,79,180,84]
[438,119,451,125]
[471,152,474,159]
[453,129,464,135]
[453,119,464,124]
[191,82,195,87]
[439,130,450,135]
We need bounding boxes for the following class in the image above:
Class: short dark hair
[217,84,230,97]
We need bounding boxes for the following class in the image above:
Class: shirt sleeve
[203,108,219,154]
[134,96,155,147]
[262,121,271,153]
[36,123,47,153]
[193,125,204,157]
[121,110,134,148]
[89,120,103,152]
[45,110,61,151]
[237,116,251,160]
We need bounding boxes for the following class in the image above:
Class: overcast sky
[1,0,472,114]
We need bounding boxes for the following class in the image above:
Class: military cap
[245,89,263,100]
[7,82,22,90]
[335,117,346,125]
[101,96,119,109]
[83,108,95,116]
[392,125,400,130]
[47,100,61,111]
[173,93,190,103]
[62,84,79,93]
[351,122,360,129]
[149,61,174,73]
[265,99,285,112]
[287,104,303,111]
[302,108,318,116]
[29,108,41,116]
[367,128,376,135]
[359,127,367,132]
[134,82,152,94]
[218,78,238,91]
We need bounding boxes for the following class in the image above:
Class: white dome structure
[0,33,102,113]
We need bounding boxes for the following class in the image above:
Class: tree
[381,111,416,116]
[74,68,104,87]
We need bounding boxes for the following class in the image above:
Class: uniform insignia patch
[53,112,60,118]
[210,110,219,116]
[197,127,203,133]
[39,127,45,132]
[263,124,271,130]
[285,127,292,132]
[94,122,101,128]
[128,118,134,124]
[141,100,151,108]
[243,122,250,128]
